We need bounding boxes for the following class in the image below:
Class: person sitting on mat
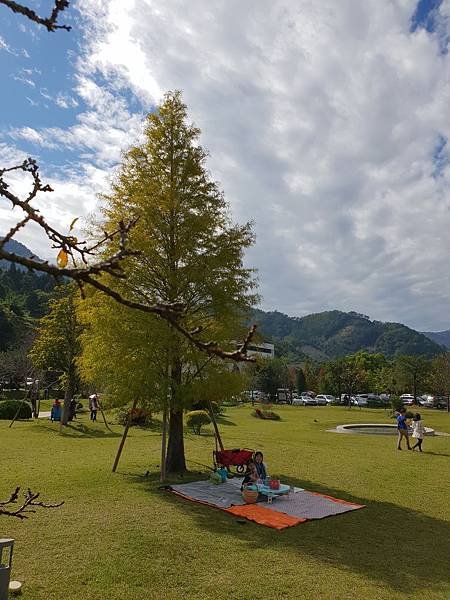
[254,451,269,481]
[241,460,258,490]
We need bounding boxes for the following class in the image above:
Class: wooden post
[207,399,224,451]
[97,399,113,433]
[112,397,138,473]
[160,400,168,482]
[9,389,29,428]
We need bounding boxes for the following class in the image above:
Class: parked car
[400,394,416,406]
[418,395,434,408]
[292,396,317,406]
[354,394,369,407]
[433,396,449,409]
[315,394,335,405]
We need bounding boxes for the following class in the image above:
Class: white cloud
[0,143,107,262]
[3,0,450,331]
[73,0,450,330]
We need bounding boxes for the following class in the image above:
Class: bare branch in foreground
[0,0,71,31]
[0,487,64,519]
[0,159,257,362]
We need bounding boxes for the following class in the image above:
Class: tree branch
[0,0,71,31]
[0,159,257,362]
[0,487,64,519]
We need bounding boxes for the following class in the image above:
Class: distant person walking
[396,407,411,451]
[50,399,62,422]
[411,413,425,452]
[89,393,99,422]
[68,398,77,422]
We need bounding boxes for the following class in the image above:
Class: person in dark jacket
[254,451,269,481]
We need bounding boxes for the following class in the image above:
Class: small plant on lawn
[117,407,152,427]
[186,410,211,434]
[253,407,280,421]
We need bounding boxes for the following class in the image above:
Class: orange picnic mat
[225,504,307,529]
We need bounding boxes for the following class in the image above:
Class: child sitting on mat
[241,459,258,490]
[254,451,269,481]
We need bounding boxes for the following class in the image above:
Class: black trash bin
[0,539,14,600]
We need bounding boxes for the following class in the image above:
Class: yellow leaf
[57,249,68,268]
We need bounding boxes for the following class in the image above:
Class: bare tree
[0,0,71,32]
[0,159,256,362]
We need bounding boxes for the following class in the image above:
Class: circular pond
[335,423,435,436]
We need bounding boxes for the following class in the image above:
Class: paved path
[38,411,51,419]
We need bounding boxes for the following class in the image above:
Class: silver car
[315,394,334,405]
[292,395,317,406]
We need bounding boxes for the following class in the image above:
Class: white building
[246,342,275,360]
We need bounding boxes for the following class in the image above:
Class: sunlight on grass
[1,405,449,599]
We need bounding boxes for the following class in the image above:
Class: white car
[292,396,317,406]
[354,394,369,407]
[400,394,415,406]
[315,394,334,405]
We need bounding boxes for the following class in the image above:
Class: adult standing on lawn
[89,393,99,422]
[396,407,411,451]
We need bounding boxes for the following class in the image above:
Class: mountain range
[252,309,446,361]
[0,239,43,270]
[1,239,448,359]
[421,330,450,349]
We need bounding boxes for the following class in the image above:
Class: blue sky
[1,0,450,331]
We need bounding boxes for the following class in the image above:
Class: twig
[0,0,71,31]
[0,487,64,519]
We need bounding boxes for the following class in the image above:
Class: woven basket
[242,487,259,504]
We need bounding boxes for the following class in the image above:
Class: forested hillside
[252,309,444,361]
[0,263,56,351]
[422,329,450,349]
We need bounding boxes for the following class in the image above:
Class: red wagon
[213,448,254,474]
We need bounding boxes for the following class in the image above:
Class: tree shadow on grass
[136,473,450,596]
[39,422,122,439]
[215,416,237,427]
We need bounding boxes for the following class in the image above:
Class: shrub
[186,410,211,434]
[367,398,385,408]
[390,396,403,413]
[253,408,280,421]
[117,407,151,427]
[191,400,224,416]
[0,400,32,420]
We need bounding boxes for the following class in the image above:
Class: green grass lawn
[1,405,449,600]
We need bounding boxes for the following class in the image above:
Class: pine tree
[83,91,258,472]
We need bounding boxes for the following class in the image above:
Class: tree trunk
[165,408,186,473]
[164,357,187,474]
[61,365,77,425]
[61,387,72,426]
